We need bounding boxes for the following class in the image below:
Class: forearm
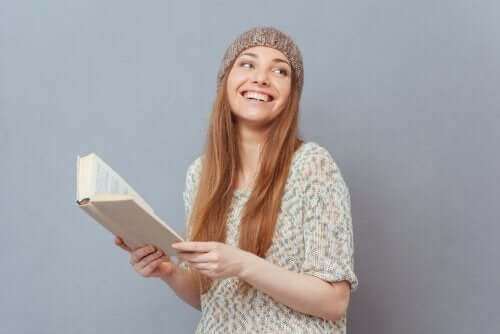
[160,264,201,311]
[238,254,348,321]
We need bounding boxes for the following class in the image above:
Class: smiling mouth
[240,91,274,102]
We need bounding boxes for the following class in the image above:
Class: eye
[274,68,288,76]
[240,62,253,69]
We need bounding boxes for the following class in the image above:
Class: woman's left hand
[171,241,254,279]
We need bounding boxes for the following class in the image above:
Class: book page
[92,154,154,214]
[76,154,94,202]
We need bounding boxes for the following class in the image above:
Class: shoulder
[294,141,341,177]
[296,141,334,159]
[184,155,203,192]
[292,142,350,199]
[186,155,203,177]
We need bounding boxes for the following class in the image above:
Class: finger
[131,245,157,265]
[137,249,163,269]
[171,241,214,253]
[114,236,132,252]
[197,268,217,278]
[177,251,218,263]
[115,236,127,246]
[115,241,130,252]
[141,249,164,266]
[115,239,132,252]
[141,256,168,276]
[191,262,217,271]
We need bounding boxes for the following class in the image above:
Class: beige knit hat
[216,26,304,95]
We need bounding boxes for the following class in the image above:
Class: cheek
[226,73,243,98]
[226,82,238,107]
[227,69,244,88]
[226,89,244,117]
[276,82,292,105]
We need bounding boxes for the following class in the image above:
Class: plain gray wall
[1,1,498,333]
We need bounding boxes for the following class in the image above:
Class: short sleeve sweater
[179,141,358,334]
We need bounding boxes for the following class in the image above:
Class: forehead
[236,46,289,63]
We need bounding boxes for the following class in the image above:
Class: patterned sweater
[179,141,358,333]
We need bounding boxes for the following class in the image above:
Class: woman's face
[226,46,292,128]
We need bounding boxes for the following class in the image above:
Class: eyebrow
[240,52,290,66]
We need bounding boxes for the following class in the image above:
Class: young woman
[115,26,358,333]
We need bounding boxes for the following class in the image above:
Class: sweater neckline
[232,141,311,198]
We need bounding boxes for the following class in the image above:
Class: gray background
[1,1,498,333]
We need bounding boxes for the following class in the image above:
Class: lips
[240,90,274,102]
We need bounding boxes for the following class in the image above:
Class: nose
[251,68,270,86]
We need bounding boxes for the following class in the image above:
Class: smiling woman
[116,26,358,334]
[226,46,292,128]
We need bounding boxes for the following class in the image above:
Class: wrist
[238,251,264,280]
[159,262,179,282]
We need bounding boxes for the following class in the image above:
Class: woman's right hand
[114,235,176,278]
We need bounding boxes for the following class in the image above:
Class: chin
[233,113,275,128]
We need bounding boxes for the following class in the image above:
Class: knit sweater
[179,141,358,333]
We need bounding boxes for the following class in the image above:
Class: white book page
[76,154,93,202]
[91,154,154,214]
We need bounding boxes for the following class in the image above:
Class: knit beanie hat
[216,26,304,96]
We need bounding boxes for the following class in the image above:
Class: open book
[76,153,183,256]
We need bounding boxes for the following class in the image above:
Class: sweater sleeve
[299,148,359,292]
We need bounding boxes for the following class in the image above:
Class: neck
[236,122,266,187]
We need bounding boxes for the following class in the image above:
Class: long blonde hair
[187,59,303,296]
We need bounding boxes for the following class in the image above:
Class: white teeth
[243,91,270,102]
